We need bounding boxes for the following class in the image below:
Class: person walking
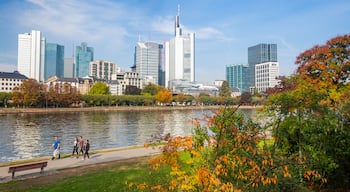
[78,136,84,158]
[51,136,61,160]
[83,139,90,160]
[72,137,79,158]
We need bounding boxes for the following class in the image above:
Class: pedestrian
[72,137,79,158]
[78,136,84,158]
[83,139,90,160]
[51,136,60,160]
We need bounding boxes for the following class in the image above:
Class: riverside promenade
[0,146,161,183]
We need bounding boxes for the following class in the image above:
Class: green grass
[0,157,171,192]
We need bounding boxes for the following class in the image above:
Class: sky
[0,0,349,84]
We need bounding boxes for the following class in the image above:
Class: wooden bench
[8,161,48,179]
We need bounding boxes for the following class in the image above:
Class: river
[0,108,255,163]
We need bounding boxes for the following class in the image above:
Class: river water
[0,108,254,163]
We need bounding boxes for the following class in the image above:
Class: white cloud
[151,16,174,36]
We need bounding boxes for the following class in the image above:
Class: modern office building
[45,43,64,80]
[255,61,279,92]
[165,5,195,88]
[226,64,250,93]
[134,42,164,85]
[17,30,46,82]
[114,71,142,95]
[248,43,277,87]
[90,60,117,80]
[75,42,94,78]
[64,57,74,78]
[0,71,27,93]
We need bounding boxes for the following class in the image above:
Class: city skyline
[1,0,349,83]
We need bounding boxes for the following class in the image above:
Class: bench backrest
[8,162,48,173]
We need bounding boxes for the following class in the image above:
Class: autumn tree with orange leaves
[265,34,350,190]
[130,107,316,191]
[155,89,173,105]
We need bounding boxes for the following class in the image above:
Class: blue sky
[0,0,349,83]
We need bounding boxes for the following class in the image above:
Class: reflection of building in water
[162,110,193,137]
[133,111,166,144]
[12,119,41,160]
[77,112,111,148]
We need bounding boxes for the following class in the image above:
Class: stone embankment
[0,105,260,114]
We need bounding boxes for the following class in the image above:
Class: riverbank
[0,105,261,114]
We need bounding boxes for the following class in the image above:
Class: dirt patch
[0,156,150,191]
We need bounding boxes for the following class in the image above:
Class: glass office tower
[45,43,64,80]
[75,42,94,78]
[226,64,250,93]
[248,43,277,87]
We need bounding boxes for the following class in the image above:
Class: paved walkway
[0,147,161,183]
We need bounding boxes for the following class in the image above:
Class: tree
[134,107,306,191]
[14,78,41,107]
[88,82,110,95]
[175,93,187,104]
[141,83,163,96]
[240,92,252,105]
[265,34,350,189]
[155,89,173,105]
[219,81,231,97]
[0,92,12,107]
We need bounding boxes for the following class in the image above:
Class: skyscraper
[17,30,46,81]
[135,41,164,85]
[45,43,64,80]
[248,43,277,87]
[165,5,195,88]
[75,42,94,78]
[64,57,74,78]
[226,64,250,93]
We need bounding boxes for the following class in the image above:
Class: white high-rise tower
[17,30,46,82]
[165,5,195,88]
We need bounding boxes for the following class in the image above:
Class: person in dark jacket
[83,139,90,160]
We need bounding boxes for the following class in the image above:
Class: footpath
[0,146,161,183]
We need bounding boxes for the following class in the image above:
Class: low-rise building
[0,71,28,93]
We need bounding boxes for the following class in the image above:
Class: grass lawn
[0,156,170,192]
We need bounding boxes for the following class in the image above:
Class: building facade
[165,6,195,88]
[114,72,142,95]
[64,57,74,78]
[17,30,46,82]
[90,60,117,80]
[255,62,279,92]
[248,43,277,88]
[135,42,164,85]
[75,42,94,78]
[0,71,28,93]
[226,64,250,93]
[45,43,64,80]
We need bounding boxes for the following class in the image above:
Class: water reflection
[0,108,255,162]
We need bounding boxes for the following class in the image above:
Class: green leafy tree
[219,81,231,97]
[88,82,110,95]
[141,83,163,96]
[0,92,12,107]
